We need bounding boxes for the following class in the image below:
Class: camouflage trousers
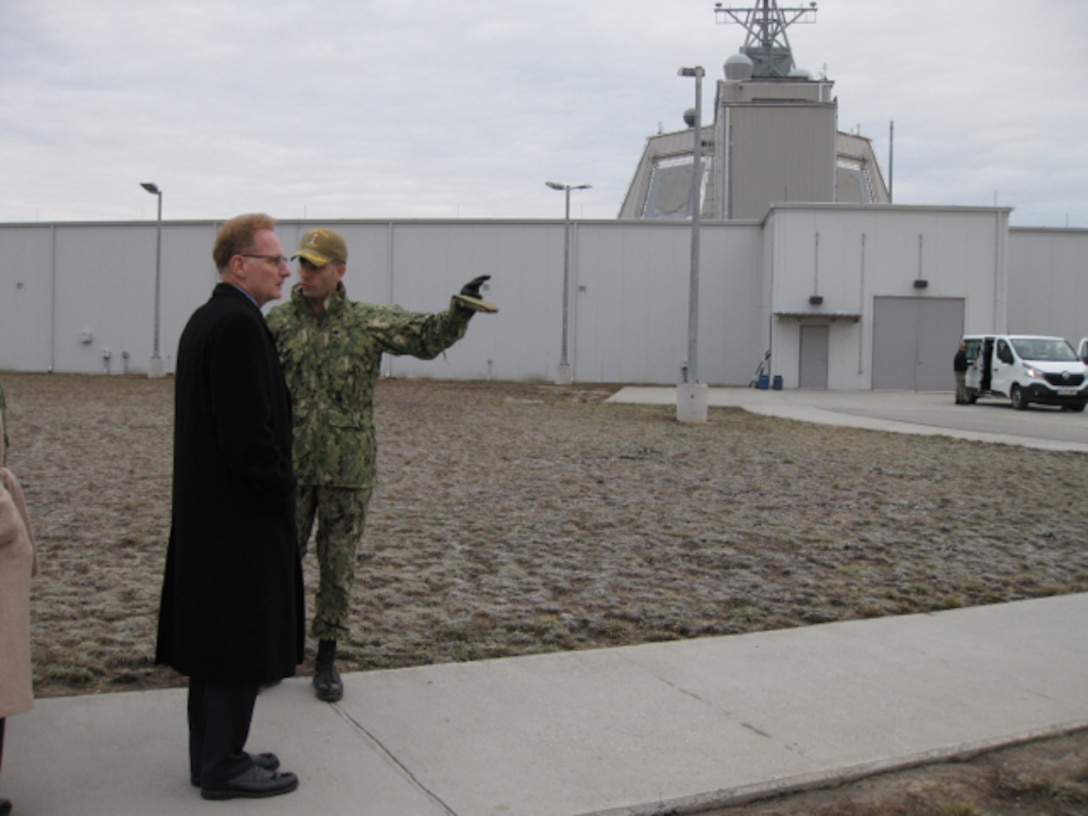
[296,485,373,642]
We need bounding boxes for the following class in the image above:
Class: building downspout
[726,111,735,220]
[888,120,894,203]
[384,221,396,378]
[858,232,866,377]
[49,224,57,373]
[568,220,579,382]
[993,211,1004,333]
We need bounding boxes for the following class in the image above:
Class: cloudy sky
[2,0,1084,226]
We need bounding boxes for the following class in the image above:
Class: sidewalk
[608,386,1088,452]
[6,593,1088,815]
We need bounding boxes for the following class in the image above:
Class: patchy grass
[6,372,1088,815]
[4,373,1087,696]
[697,729,1088,815]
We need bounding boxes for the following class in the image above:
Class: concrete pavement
[5,595,1088,815]
[608,386,1088,453]
[5,387,1087,815]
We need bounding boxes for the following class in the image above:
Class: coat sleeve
[363,301,472,361]
[0,467,37,577]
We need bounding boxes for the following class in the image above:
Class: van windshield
[1010,338,1078,362]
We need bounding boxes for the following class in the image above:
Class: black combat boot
[313,639,344,702]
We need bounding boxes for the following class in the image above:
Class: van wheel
[1010,385,1029,410]
[1068,402,1086,413]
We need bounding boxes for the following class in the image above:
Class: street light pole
[677,66,708,422]
[546,180,590,386]
[140,182,165,378]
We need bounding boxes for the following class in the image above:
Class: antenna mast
[714,0,818,77]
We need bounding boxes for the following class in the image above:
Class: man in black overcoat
[156,213,304,800]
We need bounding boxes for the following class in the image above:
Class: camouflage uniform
[267,282,472,641]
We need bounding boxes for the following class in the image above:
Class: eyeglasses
[240,254,291,267]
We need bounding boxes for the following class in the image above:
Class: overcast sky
[2,0,1084,226]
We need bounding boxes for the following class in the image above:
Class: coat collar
[213,282,263,314]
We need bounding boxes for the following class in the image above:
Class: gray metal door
[872,297,965,390]
[799,324,829,389]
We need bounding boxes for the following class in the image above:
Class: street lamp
[546,180,591,386]
[676,66,708,422]
[140,182,165,378]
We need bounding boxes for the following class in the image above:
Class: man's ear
[227,254,248,283]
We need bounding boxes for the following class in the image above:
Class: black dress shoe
[0,797,12,816]
[191,751,281,787]
[201,764,298,800]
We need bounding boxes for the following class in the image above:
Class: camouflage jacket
[266,283,472,489]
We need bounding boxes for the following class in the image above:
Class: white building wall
[4,209,1080,390]
[699,222,765,385]
[0,225,54,371]
[1,218,759,384]
[765,205,1009,389]
[53,225,156,375]
[0,221,224,374]
[569,223,689,383]
[378,222,557,382]
[1006,227,1088,342]
[568,221,762,384]
[162,224,232,371]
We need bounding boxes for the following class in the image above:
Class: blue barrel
[757,374,770,390]
[772,375,783,390]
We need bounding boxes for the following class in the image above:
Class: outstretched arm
[367,275,498,360]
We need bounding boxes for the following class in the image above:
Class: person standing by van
[954,340,969,404]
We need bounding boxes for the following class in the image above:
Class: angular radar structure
[620,0,889,221]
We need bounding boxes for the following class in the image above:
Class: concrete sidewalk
[5,593,1088,815]
[609,386,1088,453]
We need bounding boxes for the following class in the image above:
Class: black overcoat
[156,284,304,685]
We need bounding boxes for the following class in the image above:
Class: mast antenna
[714,0,818,77]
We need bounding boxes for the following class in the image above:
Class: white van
[963,334,1088,411]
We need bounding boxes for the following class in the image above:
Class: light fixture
[140,182,165,377]
[676,65,708,423]
[545,181,591,386]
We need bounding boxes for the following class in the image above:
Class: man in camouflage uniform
[266,227,494,702]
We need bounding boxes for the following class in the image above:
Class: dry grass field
[4,371,1088,814]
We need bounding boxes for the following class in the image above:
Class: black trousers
[187,678,258,786]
